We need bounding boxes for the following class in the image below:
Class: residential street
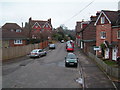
[2,43,115,88]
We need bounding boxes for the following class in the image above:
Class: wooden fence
[2,41,48,61]
[88,52,120,79]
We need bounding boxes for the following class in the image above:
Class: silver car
[29,49,47,58]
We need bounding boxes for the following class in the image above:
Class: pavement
[74,46,116,89]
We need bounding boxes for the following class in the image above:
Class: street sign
[94,46,100,51]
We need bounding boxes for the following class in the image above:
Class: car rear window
[67,54,76,59]
[32,50,38,53]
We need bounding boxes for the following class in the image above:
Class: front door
[105,48,109,59]
[112,48,117,61]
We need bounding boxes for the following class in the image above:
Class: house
[24,17,53,39]
[2,23,22,33]
[75,20,89,47]
[75,14,98,54]
[2,23,27,47]
[95,10,120,61]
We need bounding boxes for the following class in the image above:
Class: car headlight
[66,61,69,62]
[74,61,77,63]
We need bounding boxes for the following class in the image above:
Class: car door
[38,50,43,56]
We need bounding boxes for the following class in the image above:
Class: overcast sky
[0,0,119,29]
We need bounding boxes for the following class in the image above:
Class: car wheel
[75,63,78,67]
[39,54,41,58]
[45,52,47,56]
[65,63,68,67]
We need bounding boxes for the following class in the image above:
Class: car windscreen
[50,44,55,47]
[67,54,76,59]
[31,50,38,53]
[68,46,73,49]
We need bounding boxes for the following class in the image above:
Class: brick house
[75,20,89,47]
[2,23,27,47]
[75,15,97,54]
[95,10,120,61]
[24,17,53,40]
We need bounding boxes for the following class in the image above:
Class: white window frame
[101,17,105,24]
[14,40,23,44]
[16,29,21,32]
[11,29,14,32]
[100,31,106,39]
[117,30,120,39]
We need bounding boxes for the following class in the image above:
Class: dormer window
[16,29,21,32]
[11,29,14,32]
[101,17,105,24]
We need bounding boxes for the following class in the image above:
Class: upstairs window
[100,31,106,39]
[14,40,22,44]
[16,29,21,32]
[101,17,105,24]
[118,30,120,39]
[11,29,14,32]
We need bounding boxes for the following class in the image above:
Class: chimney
[96,11,101,16]
[118,1,120,10]
[22,22,23,28]
[48,18,51,24]
[29,17,32,22]
[90,16,97,21]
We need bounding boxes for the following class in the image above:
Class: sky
[0,0,119,29]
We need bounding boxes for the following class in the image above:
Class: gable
[32,22,41,29]
[94,11,111,26]
[43,22,52,28]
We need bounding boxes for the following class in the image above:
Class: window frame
[14,40,23,44]
[101,17,105,24]
[117,30,120,39]
[100,31,106,39]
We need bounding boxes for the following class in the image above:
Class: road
[2,43,115,89]
[2,43,81,88]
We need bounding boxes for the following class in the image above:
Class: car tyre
[65,63,68,67]
[75,63,78,68]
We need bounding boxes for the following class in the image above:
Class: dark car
[65,53,78,67]
[49,44,56,49]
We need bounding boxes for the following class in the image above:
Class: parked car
[65,53,78,67]
[61,40,64,43]
[49,44,56,49]
[29,49,47,58]
[67,46,74,52]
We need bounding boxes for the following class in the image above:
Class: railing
[88,52,120,79]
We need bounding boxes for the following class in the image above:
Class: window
[14,40,22,44]
[16,29,21,32]
[100,32,106,39]
[46,24,48,28]
[11,29,14,32]
[118,30,120,39]
[101,17,105,24]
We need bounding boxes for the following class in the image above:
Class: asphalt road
[2,43,81,88]
[2,42,115,89]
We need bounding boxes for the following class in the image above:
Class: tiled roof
[29,18,52,28]
[2,23,22,30]
[103,10,118,26]
[2,30,27,40]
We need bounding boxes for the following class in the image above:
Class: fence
[2,41,48,61]
[88,52,120,79]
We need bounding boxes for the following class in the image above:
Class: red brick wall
[96,24,112,46]
[112,27,120,57]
